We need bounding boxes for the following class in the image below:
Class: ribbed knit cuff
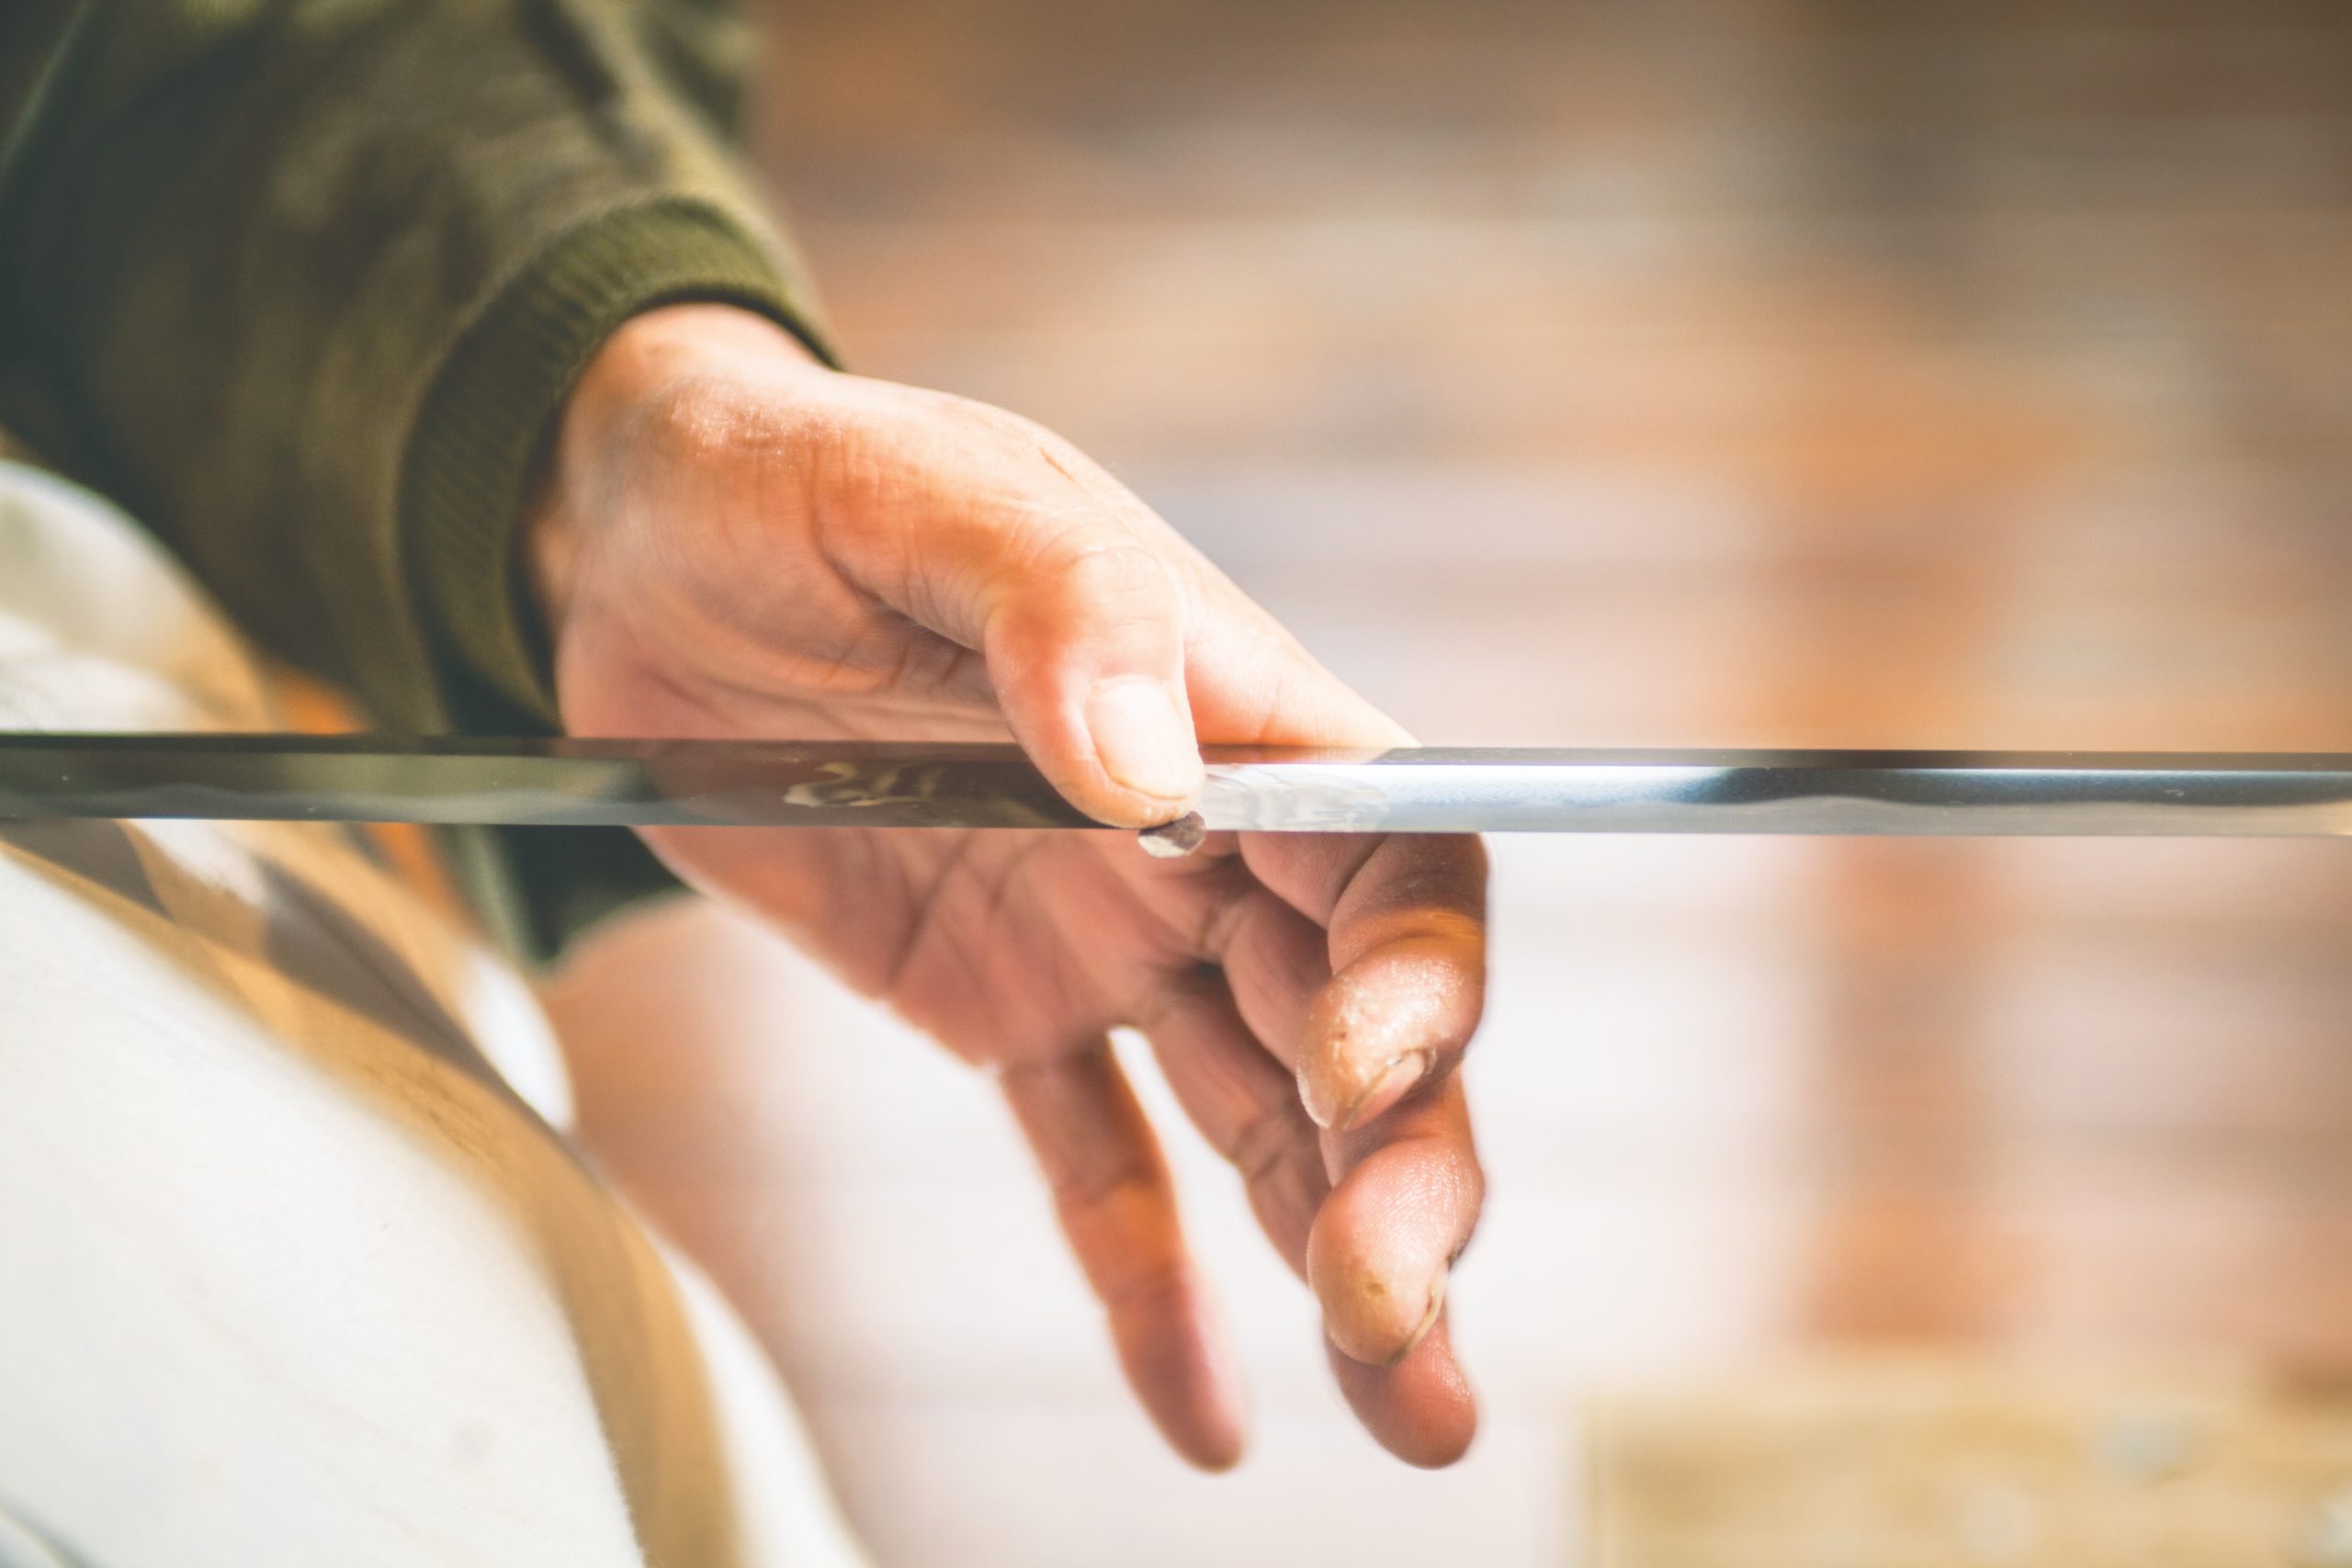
[401,197,834,724]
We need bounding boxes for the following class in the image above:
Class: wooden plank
[1589,1358,2352,1567]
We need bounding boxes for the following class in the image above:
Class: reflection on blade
[1,734,2349,837]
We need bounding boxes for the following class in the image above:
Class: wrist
[524,303,828,663]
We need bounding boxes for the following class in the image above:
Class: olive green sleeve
[0,0,835,961]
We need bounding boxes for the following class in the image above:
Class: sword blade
[0,734,2348,837]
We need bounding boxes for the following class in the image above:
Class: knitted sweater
[0,0,835,959]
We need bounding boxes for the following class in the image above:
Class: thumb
[978,528,1204,828]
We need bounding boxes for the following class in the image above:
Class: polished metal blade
[1,734,2349,837]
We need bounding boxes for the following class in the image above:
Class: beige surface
[544,3,2352,1563]
[1590,1359,2352,1567]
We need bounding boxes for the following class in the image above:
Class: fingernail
[1337,1050,1431,1132]
[1385,1271,1448,1368]
[1087,677,1202,804]
[1137,812,1207,859]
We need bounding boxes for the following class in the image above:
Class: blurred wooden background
[544,1,2352,1562]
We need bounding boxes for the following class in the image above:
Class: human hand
[529,304,1487,1468]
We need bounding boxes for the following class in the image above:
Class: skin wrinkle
[802,410,927,616]
[1116,957,1219,1037]
[871,826,984,1008]
[903,479,1044,649]
[831,603,965,702]
[1227,1095,1307,1192]
[1255,1154,1327,1277]
[1203,611,1335,748]
[1014,536,1188,665]
[971,835,1057,964]
[1261,833,1387,928]
[1347,845,1479,933]
[588,637,744,736]
[926,908,1002,1039]
[1035,439,1086,489]
[1222,899,1332,1076]
[537,304,1489,1467]
[571,367,940,708]
[839,829,923,993]
[1139,993,1325,1276]
[886,833,1133,1067]
[1003,1051,1241,1472]
[1238,663,1300,748]
[1051,1150,1165,1245]
[1003,1050,1170,1261]
[966,499,1134,682]
[1185,858,1261,969]
[594,547,967,710]
[679,538,889,695]
[573,548,797,706]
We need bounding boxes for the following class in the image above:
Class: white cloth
[0,463,867,1568]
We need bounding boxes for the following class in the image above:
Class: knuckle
[987,531,1186,658]
[1056,1161,1168,1247]
[1040,534,1181,612]
[1099,1258,1188,1314]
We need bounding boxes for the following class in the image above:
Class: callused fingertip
[1085,676,1204,810]
[1297,963,1467,1130]
[1312,1247,1454,1370]
[1383,1271,1449,1369]
[1338,1049,1433,1132]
